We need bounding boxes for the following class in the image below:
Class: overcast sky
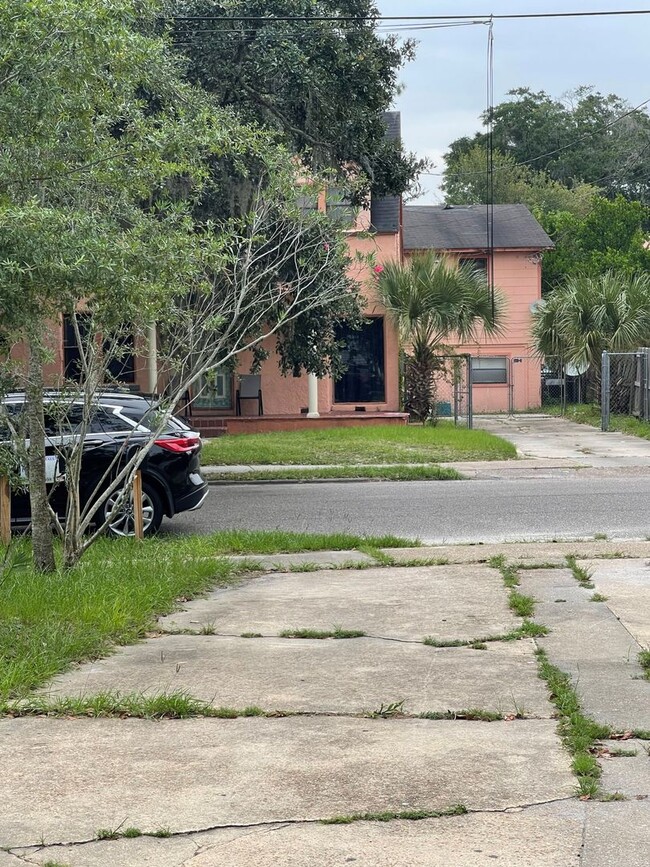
[374,1,650,202]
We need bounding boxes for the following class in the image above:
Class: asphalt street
[163,476,650,544]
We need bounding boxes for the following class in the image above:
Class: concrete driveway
[473,413,650,468]
[2,539,649,865]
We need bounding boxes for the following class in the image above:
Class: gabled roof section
[403,204,554,251]
[370,112,401,234]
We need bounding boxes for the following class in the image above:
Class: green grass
[566,555,595,589]
[279,628,366,640]
[638,650,650,680]
[201,424,516,466]
[321,804,467,825]
[155,529,418,555]
[2,691,266,719]
[547,403,650,441]
[536,648,612,798]
[422,621,549,648]
[207,465,463,482]
[0,530,419,700]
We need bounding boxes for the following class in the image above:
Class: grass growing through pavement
[488,555,538,619]
[0,530,417,700]
[535,648,611,798]
[565,555,595,588]
[3,692,266,719]
[279,628,366,640]
[201,424,516,466]
[638,650,650,680]
[322,804,468,825]
[422,621,549,648]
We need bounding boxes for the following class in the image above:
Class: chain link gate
[431,354,473,428]
[601,348,650,430]
[509,356,543,413]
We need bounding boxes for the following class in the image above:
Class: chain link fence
[432,354,473,428]
[601,348,650,430]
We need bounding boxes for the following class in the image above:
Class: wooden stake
[133,470,144,540]
[0,476,10,547]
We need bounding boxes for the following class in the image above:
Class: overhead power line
[168,10,650,23]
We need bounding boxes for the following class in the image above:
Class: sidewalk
[2,539,649,865]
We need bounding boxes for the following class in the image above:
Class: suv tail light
[154,435,201,453]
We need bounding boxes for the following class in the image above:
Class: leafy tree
[165,0,426,206]
[540,196,650,293]
[0,0,363,569]
[376,253,504,421]
[442,145,598,216]
[532,271,650,399]
[445,87,650,204]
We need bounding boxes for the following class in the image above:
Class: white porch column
[307,373,320,418]
[147,323,158,395]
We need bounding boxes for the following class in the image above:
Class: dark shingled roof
[370,112,401,234]
[403,204,554,251]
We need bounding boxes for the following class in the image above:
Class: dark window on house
[326,188,357,227]
[334,318,385,403]
[471,356,508,384]
[63,315,135,384]
[297,193,319,214]
[459,257,488,277]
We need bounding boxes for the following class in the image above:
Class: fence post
[0,476,10,546]
[132,470,144,540]
[465,355,473,429]
[601,351,610,431]
[641,346,650,421]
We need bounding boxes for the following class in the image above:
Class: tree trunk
[26,339,55,572]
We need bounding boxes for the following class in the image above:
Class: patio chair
[236,374,263,416]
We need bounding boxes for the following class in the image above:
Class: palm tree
[532,271,650,400]
[376,252,504,421]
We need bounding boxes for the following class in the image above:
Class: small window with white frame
[471,356,508,384]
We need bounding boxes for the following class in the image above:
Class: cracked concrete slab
[15,806,587,866]
[0,717,573,848]
[37,635,551,717]
[158,565,517,641]
[11,835,204,867]
[598,739,650,799]
[382,540,650,566]
[519,569,650,730]
[582,558,650,648]
[581,801,650,867]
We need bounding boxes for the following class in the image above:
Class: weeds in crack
[589,593,608,603]
[509,592,535,618]
[423,621,548,648]
[418,709,512,722]
[565,555,595,589]
[638,650,650,680]
[2,692,266,720]
[535,648,611,798]
[322,804,468,825]
[279,628,366,640]
[366,700,405,719]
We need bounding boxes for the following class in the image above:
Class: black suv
[1,392,209,536]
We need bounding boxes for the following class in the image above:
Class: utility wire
[168,11,650,22]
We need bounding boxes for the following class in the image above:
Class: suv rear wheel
[101,481,163,537]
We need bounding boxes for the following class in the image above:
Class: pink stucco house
[12,113,553,432]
